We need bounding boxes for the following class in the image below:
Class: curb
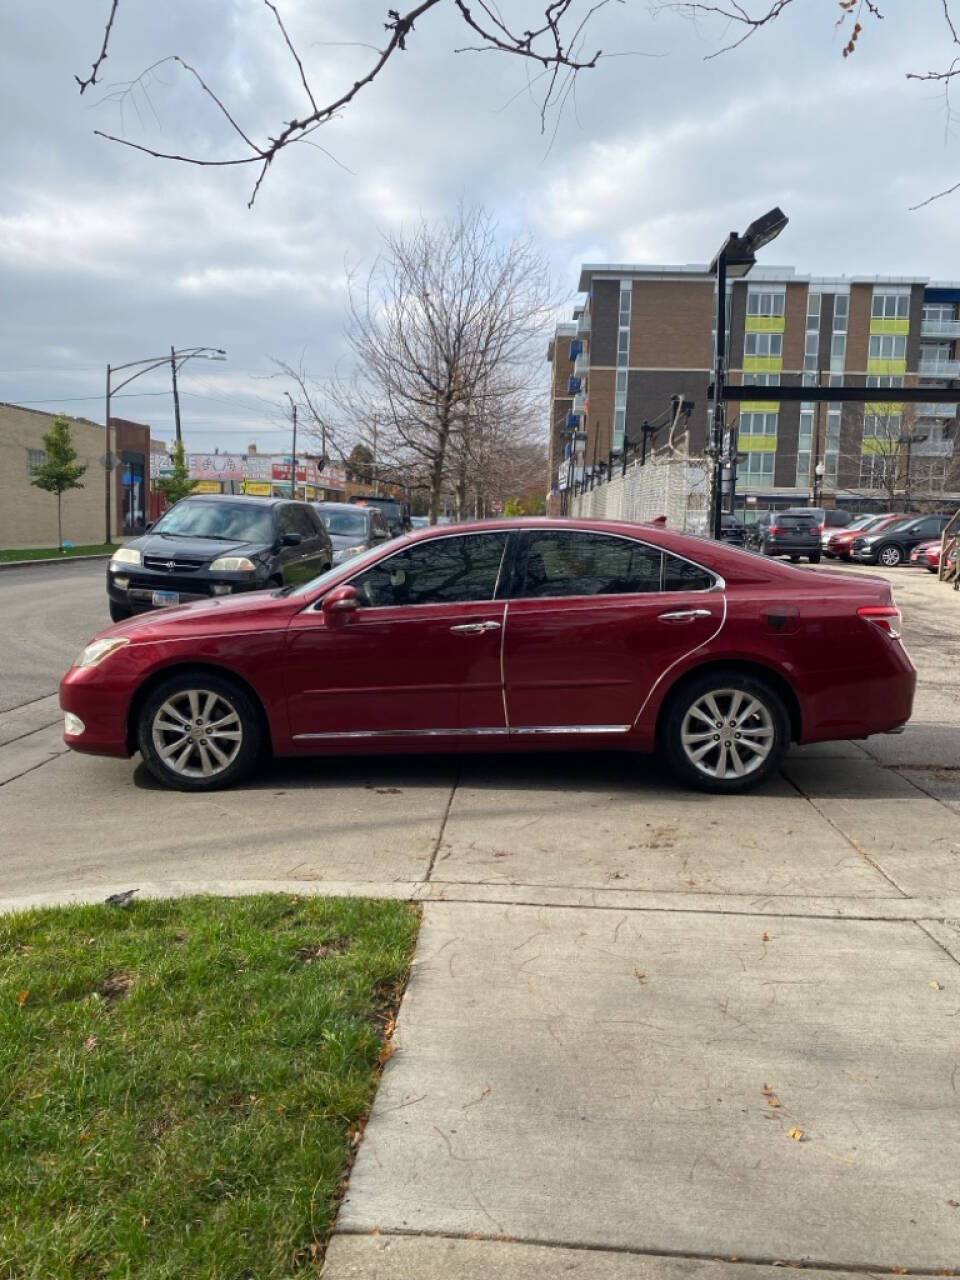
[0,554,113,572]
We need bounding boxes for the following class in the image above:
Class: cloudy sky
[3,0,958,453]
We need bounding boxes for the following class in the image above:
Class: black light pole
[708,208,788,540]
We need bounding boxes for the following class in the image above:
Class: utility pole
[170,346,183,445]
[709,250,728,541]
[285,392,298,500]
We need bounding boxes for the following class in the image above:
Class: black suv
[851,513,953,568]
[106,495,333,621]
[748,509,822,563]
[348,495,412,536]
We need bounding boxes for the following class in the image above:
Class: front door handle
[658,609,713,623]
[450,621,502,635]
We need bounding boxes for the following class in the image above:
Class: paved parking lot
[2,557,959,1276]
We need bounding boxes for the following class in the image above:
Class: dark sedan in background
[851,513,953,567]
[314,501,392,565]
[107,495,333,621]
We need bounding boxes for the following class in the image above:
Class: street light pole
[170,346,183,445]
[285,392,298,500]
[105,364,113,544]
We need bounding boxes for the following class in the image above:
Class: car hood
[96,587,300,644]
[327,531,368,549]
[129,533,270,561]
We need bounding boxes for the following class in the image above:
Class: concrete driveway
[1,559,958,1276]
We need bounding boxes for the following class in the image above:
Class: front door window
[350,533,509,607]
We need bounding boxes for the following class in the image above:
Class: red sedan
[823,512,914,559]
[60,519,915,795]
[909,539,942,572]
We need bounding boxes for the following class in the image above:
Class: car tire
[877,543,903,568]
[789,555,800,563]
[661,670,790,795]
[137,671,262,792]
[808,553,821,564]
[109,600,132,623]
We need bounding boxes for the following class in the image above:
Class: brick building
[548,265,960,509]
[0,403,151,550]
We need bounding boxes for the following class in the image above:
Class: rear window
[777,515,817,528]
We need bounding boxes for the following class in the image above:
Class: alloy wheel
[680,688,775,781]
[879,545,902,567]
[151,688,244,779]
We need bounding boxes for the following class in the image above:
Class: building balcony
[574,353,589,376]
[918,358,960,377]
[577,313,591,336]
[572,392,587,414]
[916,402,959,418]
[912,438,954,457]
[921,318,960,339]
[566,375,582,395]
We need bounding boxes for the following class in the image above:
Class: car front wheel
[109,600,132,623]
[877,544,903,567]
[662,672,790,794]
[808,552,821,564]
[137,672,262,791]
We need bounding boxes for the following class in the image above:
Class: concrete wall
[0,404,118,549]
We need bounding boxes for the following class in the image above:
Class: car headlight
[110,547,141,567]
[75,637,130,668]
[333,545,367,565]
[209,556,256,572]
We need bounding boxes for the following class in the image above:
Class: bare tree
[655,1,960,206]
[76,0,614,206]
[266,357,342,465]
[331,206,555,523]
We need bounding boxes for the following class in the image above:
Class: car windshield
[320,509,367,537]
[847,515,882,532]
[355,500,402,521]
[869,518,914,536]
[152,500,274,542]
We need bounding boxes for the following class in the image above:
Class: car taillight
[768,524,780,535]
[857,605,902,639]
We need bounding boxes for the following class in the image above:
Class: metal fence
[570,455,710,533]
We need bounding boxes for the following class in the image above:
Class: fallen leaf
[892,1269,908,1276]
[930,980,944,991]
[16,990,29,1008]
[634,968,646,984]
[78,1128,93,1142]
[788,1127,805,1142]
[947,1200,959,1208]
[378,1042,397,1066]
[83,1035,99,1054]
[762,1083,782,1108]
[762,931,771,942]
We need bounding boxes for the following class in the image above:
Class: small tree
[30,415,87,550]
[154,441,197,507]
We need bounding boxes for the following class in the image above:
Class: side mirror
[280,531,302,547]
[322,584,359,622]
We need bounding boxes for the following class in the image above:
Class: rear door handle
[658,609,713,623]
[450,621,502,635]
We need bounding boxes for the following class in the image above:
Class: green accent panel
[867,358,907,375]
[870,318,910,336]
[861,436,900,456]
[745,315,786,333]
[740,400,781,413]
[739,435,778,453]
[865,402,904,415]
[743,356,783,373]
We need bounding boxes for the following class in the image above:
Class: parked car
[823,513,915,560]
[65,518,914,796]
[851,513,954,567]
[410,516,431,530]
[314,501,391,565]
[909,538,942,573]
[748,509,822,562]
[106,495,333,622]
[804,507,854,533]
[719,514,747,547]
[348,495,412,536]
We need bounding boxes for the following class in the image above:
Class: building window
[743,452,775,487]
[617,329,629,366]
[872,292,910,319]
[619,288,631,325]
[26,448,48,476]
[747,290,786,317]
[866,375,904,390]
[739,412,778,437]
[743,372,778,386]
[833,294,849,331]
[796,451,811,487]
[806,292,821,327]
[613,408,626,449]
[744,332,783,358]
[869,334,907,361]
[616,371,627,395]
[922,303,956,324]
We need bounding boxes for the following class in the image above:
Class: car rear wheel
[109,600,132,623]
[808,552,821,564]
[662,672,790,794]
[877,543,903,567]
[137,672,262,791]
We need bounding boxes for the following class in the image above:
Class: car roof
[180,494,297,508]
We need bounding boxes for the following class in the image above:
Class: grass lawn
[0,544,118,563]
[0,894,420,1278]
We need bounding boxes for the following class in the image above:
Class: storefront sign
[192,480,222,494]
[242,481,273,497]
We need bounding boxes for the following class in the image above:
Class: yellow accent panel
[865,402,904,415]
[740,400,781,413]
[870,318,910,336]
[867,358,907,376]
[861,436,900,456]
[743,356,783,373]
[739,435,778,453]
[745,315,786,333]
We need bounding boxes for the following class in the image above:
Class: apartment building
[547,265,960,508]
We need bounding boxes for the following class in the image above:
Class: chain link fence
[571,455,711,533]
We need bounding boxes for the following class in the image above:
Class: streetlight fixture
[813,459,826,505]
[708,207,788,540]
[104,347,226,541]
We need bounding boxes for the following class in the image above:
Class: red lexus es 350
[60,519,915,794]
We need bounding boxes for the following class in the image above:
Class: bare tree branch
[76,0,119,93]
[78,0,611,205]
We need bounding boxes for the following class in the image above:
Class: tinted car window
[153,500,275,542]
[351,533,508,607]
[288,505,319,538]
[911,517,944,537]
[519,532,662,598]
[321,508,369,537]
[776,515,817,528]
[663,554,715,592]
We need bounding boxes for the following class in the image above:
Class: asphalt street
[1,555,959,1277]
